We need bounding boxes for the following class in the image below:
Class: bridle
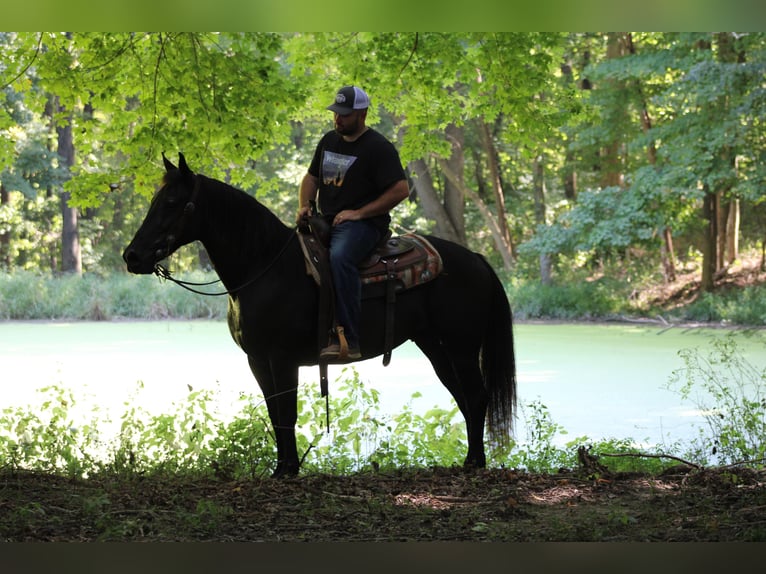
[153,230,296,297]
[151,173,298,297]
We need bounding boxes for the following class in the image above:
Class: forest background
[1,31,766,324]
[2,26,766,546]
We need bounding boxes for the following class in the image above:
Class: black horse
[123,153,517,477]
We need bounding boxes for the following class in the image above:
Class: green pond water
[2,320,764,449]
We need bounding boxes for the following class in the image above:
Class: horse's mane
[165,168,292,258]
[204,174,292,255]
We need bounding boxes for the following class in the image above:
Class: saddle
[297,215,442,367]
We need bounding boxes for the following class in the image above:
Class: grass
[0,271,227,320]
[1,255,765,325]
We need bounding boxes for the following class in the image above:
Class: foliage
[505,399,574,472]
[673,286,766,326]
[2,32,766,303]
[0,370,470,479]
[667,335,766,466]
[521,186,664,257]
[286,33,566,161]
[0,193,60,270]
[3,33,305,204]
[0,271,227,320]
[508,276,627,320]
[3,346,765,481]
[0,385,101,477]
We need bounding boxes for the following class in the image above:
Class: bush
[0,271,227,320]
[667,335,766,466]
[508,279,625,320]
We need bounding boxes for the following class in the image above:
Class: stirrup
[335,326,350,361]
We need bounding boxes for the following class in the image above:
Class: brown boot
[319,340,361,362]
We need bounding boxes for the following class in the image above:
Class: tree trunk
[563,151,577,201]
[725,197,740,265]
[533,154,553,285]
[443,123,467,245]
[711,32,743,275]
[717,33,743,269]
[560,60,578,201]
[627,33,676,282]
[479,121,513,255]
[701,184,718,292]
[438,158,515,271]
[46,92,82,275]
[0,183,9,268]
[660,228,676,283]
[716,190,726,271]
[599,32,630,189]
[408,159,463,245]
[55,101,82,275]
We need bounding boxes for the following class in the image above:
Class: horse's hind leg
[247,355,300,477]
[415,336,489,468]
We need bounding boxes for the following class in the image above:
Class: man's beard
[335,116,360,136]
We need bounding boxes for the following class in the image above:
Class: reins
[153,226,298,297]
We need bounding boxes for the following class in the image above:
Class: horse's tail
[480,257,517,447]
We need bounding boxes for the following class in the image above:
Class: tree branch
[598,451,702,469]
[437,156,514,270]
[397,33,419,80]
[1,32,43,90]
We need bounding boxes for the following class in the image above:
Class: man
[297,85,410,361]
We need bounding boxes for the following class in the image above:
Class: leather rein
[153,230,296,297]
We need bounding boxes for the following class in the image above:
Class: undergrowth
[0,268,764,325]
[2,335,763,479]
[0,271,227,320]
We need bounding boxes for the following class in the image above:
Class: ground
[1,465,765,541]
[639,250,766,315]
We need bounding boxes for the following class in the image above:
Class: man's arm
[296,172,319,223]
[332,179,410,226]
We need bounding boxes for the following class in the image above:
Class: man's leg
[323,220,380,358]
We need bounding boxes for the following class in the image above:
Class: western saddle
[297,213,443,425]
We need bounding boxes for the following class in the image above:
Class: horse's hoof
[271,462,300,478]
[463,457,487,470]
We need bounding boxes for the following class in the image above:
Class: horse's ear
[162,152,176,172]
[178,152,191,174]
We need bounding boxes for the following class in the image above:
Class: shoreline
[2,315,764,331]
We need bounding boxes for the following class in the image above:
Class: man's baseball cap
[327,85,370,116]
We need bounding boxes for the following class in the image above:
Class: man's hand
[297,172,319,223]
[332,209,362,226]
[296,205,312,224]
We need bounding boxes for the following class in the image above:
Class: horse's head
[123,152,200,274]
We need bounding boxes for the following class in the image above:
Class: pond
[1,320,764,451]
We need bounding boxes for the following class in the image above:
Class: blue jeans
[328,220,381,348]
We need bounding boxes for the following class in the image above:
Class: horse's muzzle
[122,247,156,275]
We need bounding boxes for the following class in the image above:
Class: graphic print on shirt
[321,151,357,187]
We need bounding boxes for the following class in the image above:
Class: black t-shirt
[308,128,406,233]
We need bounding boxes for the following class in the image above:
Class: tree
[3,31,764,289]
[528,32,766,290]
[3,33,306,204]
[50,94,81,274]
[286,32,566,270]
[2,32,310,272]
[1,45,68,272]
[648,33,766,291]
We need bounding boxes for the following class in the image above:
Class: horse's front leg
[247,355,300,477]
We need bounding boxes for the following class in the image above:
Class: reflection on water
[2,321,764,450]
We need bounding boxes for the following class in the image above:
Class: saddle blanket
[298,232,443,295]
